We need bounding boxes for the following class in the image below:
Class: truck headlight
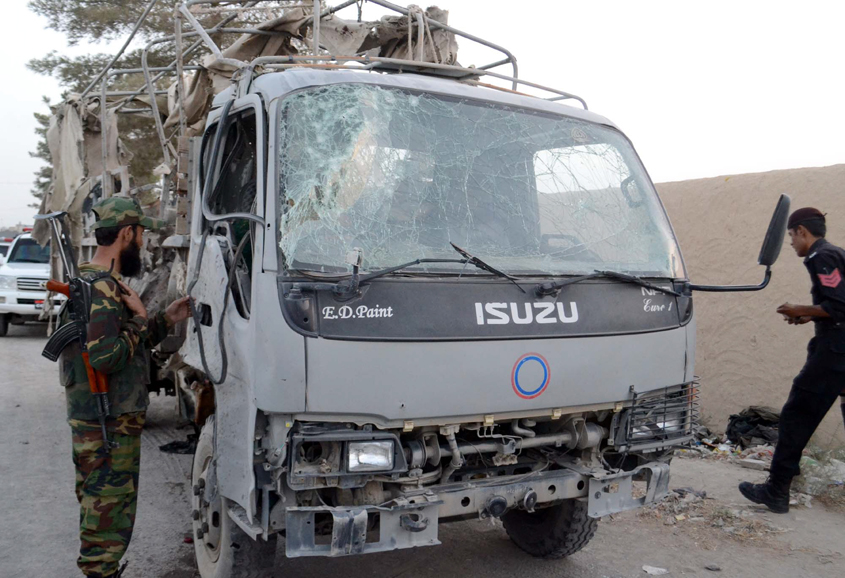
[0,276,14,290]
[347,441,394,472]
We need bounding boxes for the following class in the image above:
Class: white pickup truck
[0,233,61,336]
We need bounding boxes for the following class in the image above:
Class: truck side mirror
[688,194,791,293]
[757,194,791,267]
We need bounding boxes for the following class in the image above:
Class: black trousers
[769,335,845,481]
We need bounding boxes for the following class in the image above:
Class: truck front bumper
[282,461,670,558]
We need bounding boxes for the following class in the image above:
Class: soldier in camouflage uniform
[60,197,191,578]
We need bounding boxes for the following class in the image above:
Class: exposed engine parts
[282,415,610,496]
[403,420,606,471]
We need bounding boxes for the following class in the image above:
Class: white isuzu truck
[36,2,789,576]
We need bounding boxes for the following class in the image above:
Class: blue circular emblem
[511,353,550,399]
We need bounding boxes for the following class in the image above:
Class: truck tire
[0,315,8,337]
[192,416,276,578]
[502,499,597,559]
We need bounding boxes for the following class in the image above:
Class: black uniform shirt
[803,238,845,334]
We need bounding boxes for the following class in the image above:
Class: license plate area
[285,498,441,558]
[587,462,670,518]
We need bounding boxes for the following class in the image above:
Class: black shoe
[738,477,790,514]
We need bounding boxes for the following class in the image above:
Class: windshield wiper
[287,258,469,298]
[450,243,526,293]
[535,270,681,297]
[287,246,529,298]
[358,258,468,283]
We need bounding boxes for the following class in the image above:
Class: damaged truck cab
[183,67,707,571]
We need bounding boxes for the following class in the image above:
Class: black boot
[738,476,791,514]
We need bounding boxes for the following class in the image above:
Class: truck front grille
[625,381,700,450]
[17,278,47,292]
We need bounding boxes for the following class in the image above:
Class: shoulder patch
[819,268,842,288]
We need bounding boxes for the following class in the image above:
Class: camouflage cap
[91,196,165,230]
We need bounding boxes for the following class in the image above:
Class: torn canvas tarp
[33,96,138,295]
[34,100,132,241]
[164,6,457,134]
[356,6,458,64]
[33,101,85,249]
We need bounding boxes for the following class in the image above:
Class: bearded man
[59,197,191,577]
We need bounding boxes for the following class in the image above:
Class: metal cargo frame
[77,0,588,213]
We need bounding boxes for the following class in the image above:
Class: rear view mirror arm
[687,266,771,292]
[687,193,788,293]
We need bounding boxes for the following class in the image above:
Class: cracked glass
[277,84,682,278]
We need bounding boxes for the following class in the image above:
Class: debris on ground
[159,433,198,454]
[673,487,707,499]
[642,566,670,575]
[639,487,708,527]
[705,564,722,572]
[639,487,789,541]
[792,447,845,509]
[739,458,770,471]
[739,445,775,461]
[677,427,777,474]
[726,406,780,449]
[674,438,839,515]
[789,492,814,508]
[708,507,788,541]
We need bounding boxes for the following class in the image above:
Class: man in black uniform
[739,207,845,513]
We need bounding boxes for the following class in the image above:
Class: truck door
[183,94,267,514]
[184,95,266,382]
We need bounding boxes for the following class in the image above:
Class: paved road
[1,323,842,578]
[0,324,196,578]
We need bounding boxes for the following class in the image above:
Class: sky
[1,0,843,228]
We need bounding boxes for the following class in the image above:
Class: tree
[28,1,178,45]
[29,99,52,207]
[28,0,275,44]
[27,1,279,199]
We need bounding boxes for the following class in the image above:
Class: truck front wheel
[192,416,276,577]
[0,315,7,336]
[502,499,597,559]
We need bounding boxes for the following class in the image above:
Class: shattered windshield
[277,84,683,277]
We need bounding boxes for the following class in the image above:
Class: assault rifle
[37,211,118,453]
